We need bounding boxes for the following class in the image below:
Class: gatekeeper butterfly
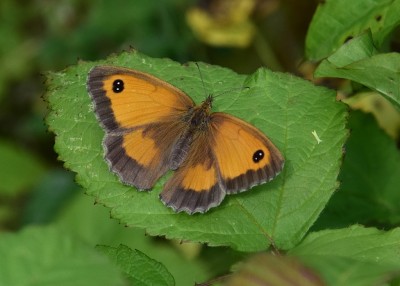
[87,65,284,214]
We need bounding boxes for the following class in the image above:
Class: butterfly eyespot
[252,149,264,163]
[112,79,124,93]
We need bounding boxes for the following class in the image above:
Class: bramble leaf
[0,226,125,286]
[291,225,400,285]
[46,51,347,251]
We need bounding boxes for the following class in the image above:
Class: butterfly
[87,65,284,214]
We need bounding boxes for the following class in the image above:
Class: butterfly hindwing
[103,121,188,189]
[160,131,225,213]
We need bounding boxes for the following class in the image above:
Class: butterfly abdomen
[169,128,193,170]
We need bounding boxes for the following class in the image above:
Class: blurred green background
[0,0,317,228]
[0,0,320,284]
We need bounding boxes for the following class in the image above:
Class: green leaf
[46,51,347,251]
[97,244,174,286]
[321,31,379,67]
[375,0,400,47]
[56,194,220,286]
[0,139,46,195]
[315,32,400,108]
[306,0,400,61]
[290,225,400,285]
[0,225,125,286]
[314,111,400,229]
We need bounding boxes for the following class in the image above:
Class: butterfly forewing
[210,113,284,194]
[87,66,194,132]
[87,66,194,190]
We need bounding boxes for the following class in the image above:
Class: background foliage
[1,0,400,285]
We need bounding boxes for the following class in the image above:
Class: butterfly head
[186,94,213,129]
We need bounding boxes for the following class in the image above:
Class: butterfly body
[169,95,212,170]
[87,65,284,214]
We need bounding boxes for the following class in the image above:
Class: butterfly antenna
[195,62,210,99]
[195,63,250,102]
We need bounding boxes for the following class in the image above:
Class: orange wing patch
[210,113,284,194]
[122,129,159,168]
[103,75,188,128]
[214,119,272,176]
[160,133,225,213]
[180,162,218,192]
[87,66,194,132]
